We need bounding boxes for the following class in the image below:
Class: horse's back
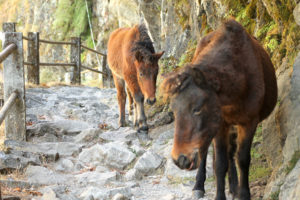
[107,26,137,77]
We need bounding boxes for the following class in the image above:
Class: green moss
[256,21,277,39]
[178,39,197,67]
[173,0,190,29]
[53,0,91,40]
[270,190,280,200]
[249,165,271,181]
[285,150,300,174]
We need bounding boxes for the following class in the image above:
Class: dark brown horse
[161,19,277,200]
[107,25,164,131]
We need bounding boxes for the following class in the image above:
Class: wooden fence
[0,22,113,141]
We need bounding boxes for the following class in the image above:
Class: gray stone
[0,151,41,171]
[162,194,176,200]
[5,140,82,158]
[99,127,137,142]
[101,142,136,169]
[125,169,143,181]
[55,158,74,172]
[74,128,102,143]
[279,159,300,200]
[42,188,59,200]
[25,165,70,185]
[75,171,118,186]
[112,193,129,200]
[134,151,163,175]
[78,144,104,166]
[293,3,300,26]
[130,144,145,156]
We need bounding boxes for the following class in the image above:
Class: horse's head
[161,66,222,170]
[134,50,164,105]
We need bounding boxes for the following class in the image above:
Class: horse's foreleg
[228,130,238,198]
[134,95,148,132]
[214,124,230,200]
[192,151,207,199]
[113,75,126,127]
[236,120,258,200]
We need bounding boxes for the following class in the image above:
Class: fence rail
[0,91,18,125]
[81,44,106,56]
[39,38,76,45]
[0,43,17,63]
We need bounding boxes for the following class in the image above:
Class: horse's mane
[131,24,155,56]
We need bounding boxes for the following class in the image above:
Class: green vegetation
[52,0,92,40]
[249,124,272,182]
[285,150,300,174]
[173,0,190,29]
[270,190,280,200]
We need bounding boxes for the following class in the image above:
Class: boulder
[25,166,70,185]
[279,159,300,200]
[101,142,136,169]
[134,151,163,175]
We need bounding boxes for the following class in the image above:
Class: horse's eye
[139,72,143,77]
[193,107,203,115]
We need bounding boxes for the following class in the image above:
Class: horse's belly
[222,105,249,125]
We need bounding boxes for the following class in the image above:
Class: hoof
[192,190,205,199]
[138,125,148,132]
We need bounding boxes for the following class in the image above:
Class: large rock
[293,3,300,26]
[279,159,300,200]
[262,53,300,199]
[99,128,137,143]
[101,142,136,169]
[74,128,102,143]
[0,151,41,171]
[80,186,132,200]
[25,166,70,185]
[5,140,82,158]
[134,151,163,175]
[78,144,104,166]
[76,171,119,186]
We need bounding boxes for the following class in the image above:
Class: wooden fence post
[27,32,40,84]
[2,22,16,32]
[70,37,81,85]
[3,32,26,141]
[102,55,113,88]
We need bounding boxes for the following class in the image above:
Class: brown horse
[107,24,164,131]
[161,19,277,200]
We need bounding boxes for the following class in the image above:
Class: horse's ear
[191,67,205,87]
[191,67,220,92]
[135,51,144,62]
[154,51,164,60]
[161,70,191,95]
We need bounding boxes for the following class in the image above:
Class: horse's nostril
[176,154,191,169]
[147,98,156,105]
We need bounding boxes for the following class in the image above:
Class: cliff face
[0,0,300,199]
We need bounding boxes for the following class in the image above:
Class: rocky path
[0,86,215,200]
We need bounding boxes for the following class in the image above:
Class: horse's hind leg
[228,128,238,199]
[112,74,126,127]
[126,87,134,117]
[193,152,207,199]
[236,120,258,200]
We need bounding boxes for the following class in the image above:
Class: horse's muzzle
[173,152,199,170]
[146,98,156,105]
